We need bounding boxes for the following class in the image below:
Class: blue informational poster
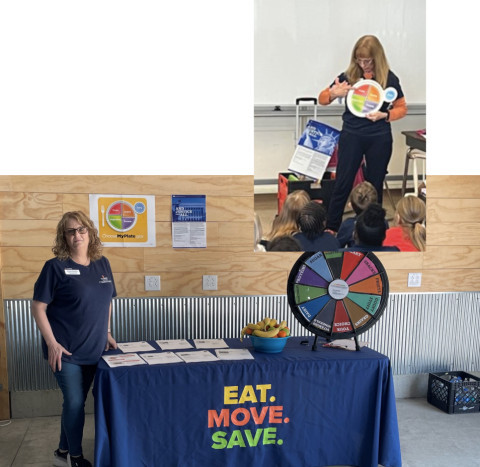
[171,195,207,248]
[289,120,340,180]
[297,120,340,156]
[172,195,206,222]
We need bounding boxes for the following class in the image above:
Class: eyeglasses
[356,58,373,65]
[65,226,88,236]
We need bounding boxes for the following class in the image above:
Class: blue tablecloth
[93,337,401,467]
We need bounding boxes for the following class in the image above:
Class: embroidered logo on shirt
[99,275,112,284]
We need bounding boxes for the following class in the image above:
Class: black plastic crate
[427,371,480,414]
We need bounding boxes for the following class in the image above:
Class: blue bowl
[250,335,290,353]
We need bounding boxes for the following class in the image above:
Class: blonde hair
[265,190,311,241]
[350,181,378,215]
[53,211,103,261]
[346,35,390,88]
[395,197,426,251]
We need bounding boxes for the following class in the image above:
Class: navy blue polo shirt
[33,256,117,365]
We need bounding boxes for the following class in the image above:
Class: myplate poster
[89,194,156,247]
[171,195,206,248]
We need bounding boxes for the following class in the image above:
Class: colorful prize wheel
[346,79,397,118]
[287,251,389,350]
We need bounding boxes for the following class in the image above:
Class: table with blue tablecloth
[93,336,401,467]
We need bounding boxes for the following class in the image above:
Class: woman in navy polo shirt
[319,35,407,233]
[32,211,117,467]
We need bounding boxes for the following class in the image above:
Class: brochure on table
[102,353,147,367]
[156,339,193,350]
[117,341,156,353]
[104,339,254,366]
[176,350,220,363]
[215,348,254,360]
[288,120,340,181]
[193,339,228,349]
[141,352,184,365]
[171,195,207,248]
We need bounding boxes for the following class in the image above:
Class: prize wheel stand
[287,250,389,351]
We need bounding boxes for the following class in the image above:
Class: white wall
[254,0,426,106]
[254,0,426,187]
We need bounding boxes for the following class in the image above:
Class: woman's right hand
[47,341,72,372]
[329,77,352,100]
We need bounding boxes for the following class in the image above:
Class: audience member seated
[266,235,302,251]
[337,181,379,248]
[344,203,399,252]
[383,196,426,251]
[262,190,310,250]
[293,201,341,251]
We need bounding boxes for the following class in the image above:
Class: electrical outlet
[145,275,161,291]
[408,272,422,287]
[203,275,218,291]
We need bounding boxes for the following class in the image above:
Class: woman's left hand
[105,332,118,351]
[366,111,388,122]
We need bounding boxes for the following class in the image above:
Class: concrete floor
[1,398,479,467]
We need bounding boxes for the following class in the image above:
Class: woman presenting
[319,35,407,233]
[32,211,117,467]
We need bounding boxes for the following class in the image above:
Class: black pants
[326,130,393,231]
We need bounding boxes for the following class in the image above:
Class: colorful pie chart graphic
[106,200,137,232]
[287,251,389,341]
[346,79,397,118]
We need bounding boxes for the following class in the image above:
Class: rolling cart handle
[295,97,318,143]
[295,97,318,105]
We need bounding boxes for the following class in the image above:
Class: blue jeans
[54,361,97,457]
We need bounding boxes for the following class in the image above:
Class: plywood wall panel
[0,174,480,299]
[103,248,145,273]
[0,220,57,247]
[144,248,299,273]
[1,247,53,273]
[427,198,480,223]
[0,192,63,220]
[374,252,424,270]
[0,175,253,197]
[62,194,90,213]
[114,271,289,297]
[218,222,253,247]
[427,223,480,246]
[423,246,480,269]
[428,176,479,199]
[2,272,37,299]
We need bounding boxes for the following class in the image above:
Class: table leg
[401,147,412,197]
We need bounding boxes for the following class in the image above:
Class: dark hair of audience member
[266,235,302,251]
[297,201,327,240]
[354,203,387,246]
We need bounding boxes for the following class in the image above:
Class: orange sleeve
[318,87,332,106]
[388,97,407,121]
